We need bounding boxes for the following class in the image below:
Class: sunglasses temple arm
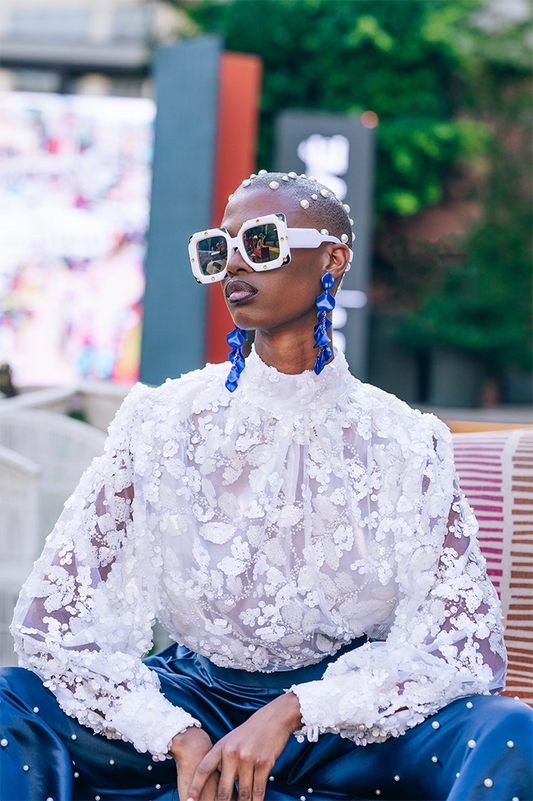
[287,229,341,248]
[288,229,353,262]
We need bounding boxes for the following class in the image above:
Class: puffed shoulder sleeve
[290,417,506,745]
[11,383,200,759]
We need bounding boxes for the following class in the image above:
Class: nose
[226,246,253,277]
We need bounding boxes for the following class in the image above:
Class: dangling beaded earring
[225,327,248,392]
[313,272,335,375]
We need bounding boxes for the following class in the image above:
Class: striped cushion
[452,429,533,706]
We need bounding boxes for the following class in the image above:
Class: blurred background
[0,0,533,408]
[0,0,531,665]
[0,0,531,410]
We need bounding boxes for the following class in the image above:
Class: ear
[322,243,352,288]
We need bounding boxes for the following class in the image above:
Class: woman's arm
[11,384,200,759]
[290,421,506,745]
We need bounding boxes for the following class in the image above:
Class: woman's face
[220,187,346,335]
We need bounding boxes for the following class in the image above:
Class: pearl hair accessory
[250,173,256,178]
[288,171,297,178]
[320,229,329,235]
[341,233,349,243]
[300,173,307,178]
[242,179,251,187]
[352,232,356,242]
[258,169,267,175]
[228,193,234,201]
[282,175,289,181]
[320,189,329,198]
[343,204,350,213]
[311,194,318,200]
[269,181,280,190]
[308,175,316,181]
[349,217,354,225]
[300,199,310,209]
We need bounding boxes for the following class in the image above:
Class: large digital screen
[0,91,155,386]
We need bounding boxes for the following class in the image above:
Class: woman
[2,172,532,801]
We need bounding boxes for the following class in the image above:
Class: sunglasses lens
[243,223,280,264]
[196,236,228,276]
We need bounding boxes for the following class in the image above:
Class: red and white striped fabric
[452,429,533,706]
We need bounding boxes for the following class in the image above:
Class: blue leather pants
[1,644,532,801]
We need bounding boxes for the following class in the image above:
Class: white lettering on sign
[297,134,350,199]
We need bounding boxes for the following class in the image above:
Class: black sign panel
[276,111,375,380]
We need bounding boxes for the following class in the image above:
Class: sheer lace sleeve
[10,384,200,759]
[291,419,506,745]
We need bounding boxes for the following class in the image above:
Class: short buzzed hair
[230,171,353,245]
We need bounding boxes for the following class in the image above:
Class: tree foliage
[399,65,533,377]
[179,0,495,216]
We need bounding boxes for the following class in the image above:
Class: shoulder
[348,379,450,453]
[107,362,230,437]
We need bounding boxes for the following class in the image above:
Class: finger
[233,761,254,801]
[214,751,238,801]
[251,763,270,801]
[186,748,222,801]
[199,771,220,801]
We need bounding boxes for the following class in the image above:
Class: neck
[253,314,332,375]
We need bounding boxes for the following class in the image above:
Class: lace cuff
[290,641,482,745]
[103,684,201,759]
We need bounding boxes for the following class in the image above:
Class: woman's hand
[185,691,302,801]
[170,726,221,801]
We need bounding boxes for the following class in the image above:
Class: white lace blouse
[11,348,506,759]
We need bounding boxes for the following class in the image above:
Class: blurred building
[0,0,185,97]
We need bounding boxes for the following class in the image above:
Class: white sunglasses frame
[189,213,353,284]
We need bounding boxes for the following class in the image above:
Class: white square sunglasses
[189,212,353,284]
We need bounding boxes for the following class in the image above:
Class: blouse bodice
[11,348,506,758]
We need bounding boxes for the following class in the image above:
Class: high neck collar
[236,345,353,416]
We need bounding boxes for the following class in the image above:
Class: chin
[226,305,260,331]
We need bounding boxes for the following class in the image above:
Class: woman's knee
[459,694,533,760]
[0,665,57,716]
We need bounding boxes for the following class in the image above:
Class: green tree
[178,0,497,217]
[398,65,533,378]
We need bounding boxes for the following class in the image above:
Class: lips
[225,279,258,304]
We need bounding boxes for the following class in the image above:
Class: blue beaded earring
[225,327,248,392]
[313,272,335,375]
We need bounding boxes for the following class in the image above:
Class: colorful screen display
[0,91,155,386]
